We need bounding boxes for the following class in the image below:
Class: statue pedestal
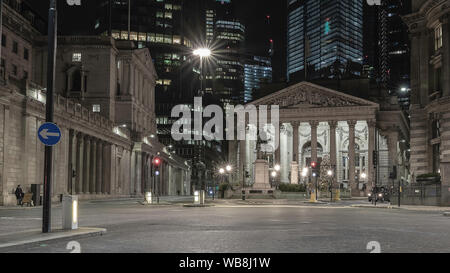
[251,159,273,192]
[290,162,299,184]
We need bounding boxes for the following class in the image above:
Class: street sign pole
[42,0,57,234]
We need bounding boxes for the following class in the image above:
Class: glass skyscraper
[244,56,272,103]
[287,0,363,82]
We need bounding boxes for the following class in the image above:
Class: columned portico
[234,82,409,197]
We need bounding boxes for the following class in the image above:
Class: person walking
[15,185,24,205]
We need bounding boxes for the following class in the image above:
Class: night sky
[24,0,287,81]
[234,0,287,82]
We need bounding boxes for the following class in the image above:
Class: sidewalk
[351,203,450,213]
[0,227,106,249]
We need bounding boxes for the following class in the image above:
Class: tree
[319,155,332,191]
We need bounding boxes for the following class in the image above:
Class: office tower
[244,56,272,103]
[203,0,246,106]
[364,0,411,110]
[287,0,364,83]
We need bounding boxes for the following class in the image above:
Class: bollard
[200,190,205,205]
[194,190,200,205]
[62,195,78,230]
[194,190,205,205]
[309,190,317,203]
[145,192,153,204]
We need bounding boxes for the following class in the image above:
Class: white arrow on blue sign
[38,123,62,146]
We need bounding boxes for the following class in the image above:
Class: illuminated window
[92,104,101,113]
[173,35,181,44]
[130,32,138,41]
[112,30,120,39]
[72,53,82,62]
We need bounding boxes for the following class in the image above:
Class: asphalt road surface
[1,200,450,253]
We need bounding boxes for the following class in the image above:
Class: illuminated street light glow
[271,171,277,178]
[327,170,333,176]
[193,48,211,57]
[361,173,367,179]
[219,168,225,174]
[274,164,281,171]
[226,165,232,172]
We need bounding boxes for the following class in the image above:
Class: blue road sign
[38,123,61,146]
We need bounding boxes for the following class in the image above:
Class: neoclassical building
[229,82,409,196]
[0,2,190,206]
[403,0,450,203]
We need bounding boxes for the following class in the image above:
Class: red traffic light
[310,162,317,168]
[153,157,161,166]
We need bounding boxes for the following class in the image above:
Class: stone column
[387,130,399,181]
[82,136,91,194]
[89,139,97,194]
[96,140,104,194]
[367,120,376,191]
[291,121,300,184]
[75,133,84,194]
[102,143,111,194]
[135,151,142,195]
[310,121,319,163]
[347,120,357,196]
[329,121,338,179]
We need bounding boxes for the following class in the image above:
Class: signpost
[41,0,58,234]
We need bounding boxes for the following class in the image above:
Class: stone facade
[403,0,450,205]
[229,82,409,197]
[0,6,190,206]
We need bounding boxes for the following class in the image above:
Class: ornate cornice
[248,82,379,109]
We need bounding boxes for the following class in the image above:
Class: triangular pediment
[249,82,379,109]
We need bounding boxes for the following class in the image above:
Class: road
[1,199,450,253]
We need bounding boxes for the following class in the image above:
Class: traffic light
[310,161,318,176]
[373,151,378,166]
[153,157,161,167]
[153,157,161,176]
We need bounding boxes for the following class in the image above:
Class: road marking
[0,217,41,220]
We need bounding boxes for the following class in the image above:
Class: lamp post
[271,164,280,189]
[327,169,333,202]
[217,164,232,200]
[193,48,211,96]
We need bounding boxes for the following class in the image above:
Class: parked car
[368,186,390,203]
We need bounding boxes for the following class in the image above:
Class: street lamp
[274,164,281,172]
[360,172,367,180]
[193,48,211,96]
[226,165,232,172]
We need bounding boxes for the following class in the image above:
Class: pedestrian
[15,185,24,206]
